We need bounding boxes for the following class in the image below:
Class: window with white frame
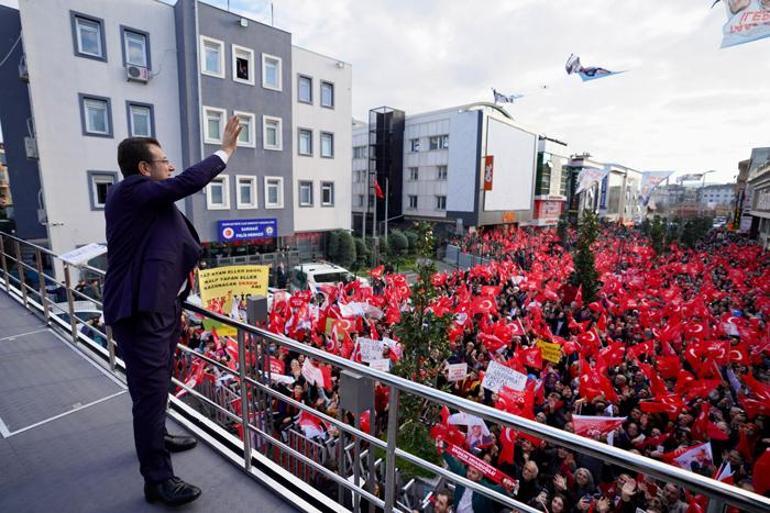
[409,138,420,152]
[236,175,258,209]
[320,81,334,108]
[232,45,255,85]
[262,53,282,90]
[298,181,313,207]
[437,165,448,180]
[320,132,334,158]
[408,167,419,181]
[203,106,226,144]
[122,28,148,68]
[408,195,418,209]
[72,12,106,61]
[263,116,283,150]
[298,75,312,103]
[87,171,117,210]
[265,177,284,208]
[200,36,225,78]
[429,134,449,150]
[321,182,334,206]
[127,102,153,137]
[234,111,256,147]
[206,175,230,210]
[435,195,447,210]
[298,128,312,156]
[80,95,112,137]
[353,146,367,159]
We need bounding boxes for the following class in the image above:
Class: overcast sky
[3,0,768,183]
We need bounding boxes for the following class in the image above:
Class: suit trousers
[112,300,182,484]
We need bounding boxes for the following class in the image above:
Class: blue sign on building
[217,218,278,243]
[599,175,609,210]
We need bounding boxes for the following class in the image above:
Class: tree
[414,221,436,261]
[403,230,418,253]
[326,230,340,262]
[573,209,600,302]
[353,238,369,269]
[649,215,666,255]
[336,231,356,268]
[389,230,409,256]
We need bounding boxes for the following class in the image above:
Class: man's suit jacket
[102,155,226,325]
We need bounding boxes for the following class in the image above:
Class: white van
[291,263,369,291]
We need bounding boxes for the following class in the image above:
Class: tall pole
[362,171,368,242]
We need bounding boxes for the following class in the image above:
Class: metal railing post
[707,499,725,513]
[35,248,50,322]
[14,240,29,308]
[106,325,117,370]
[383,388,399,513]
[63,263,79,345]
[0,235,10,290]
[237,329,253,472]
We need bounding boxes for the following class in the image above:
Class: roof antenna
[271,3,275,26]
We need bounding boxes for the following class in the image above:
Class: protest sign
[447,363,468,382]
[357,338,385,362]
[536,339,563,363]
[481,360,527,393]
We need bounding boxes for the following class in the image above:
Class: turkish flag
[572,415,626,438]
[753,449,770,495]
[374,180,384,199]
[471,296,497,316]
[521,346,543,369]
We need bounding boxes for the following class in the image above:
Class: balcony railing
[1,229,769,513]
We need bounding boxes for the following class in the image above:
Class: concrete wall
[18,0,182,255]
[0,6,46,240]
[178,1,294,241]
[291,46,351,233]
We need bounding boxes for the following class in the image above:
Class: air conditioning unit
[24,137,38,160]
[126,65,151,83]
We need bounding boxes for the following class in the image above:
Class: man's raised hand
[222,116,243,157]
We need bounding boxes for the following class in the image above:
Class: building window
[71,12,106,61]
[436,195,446,210]
[320,81,334,108]
[429,134,449,150]
[234,111,256,147]
[298,75,312,103]
[408,195,418,209]
[235,175,257,209]
[87,171,117,210]
[126,101,154,137]
[200,36,225,78]
[298,128,313,156]
[203,106,226,144]
[409,138,420,152]
[206,175,230,210]
[353,146,367,159]
[408,167,419,181]
[265,176,284,208]
[437,165,448,180]
[121,26,150,68]
[320,132,334,158]
[232,45,255,85]
[298,181,313,207]
[357,194,364,207]
[263,116,283,150]
[79,94,112,137]
[262,53,282,90]
[321,182,334,206]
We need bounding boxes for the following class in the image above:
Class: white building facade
[18,0,182,264]
[291,46,352,238]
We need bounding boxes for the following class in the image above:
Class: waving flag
[565,54,624,81]
[575,167,610,194]
[572,415,627,438]
[718,0,770,48]
[640,171,674,206]
[492,88,524,104]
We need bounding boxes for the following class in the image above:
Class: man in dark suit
[103,116,241,506]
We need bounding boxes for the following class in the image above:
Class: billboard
[217,218,277,243]
[483,119,537,212]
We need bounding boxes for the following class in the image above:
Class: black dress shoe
[144,477,201,506]
[164,433,197,453]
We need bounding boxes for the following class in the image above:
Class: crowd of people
[175,223,770,513]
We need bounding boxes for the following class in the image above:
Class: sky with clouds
[2,0,768,183]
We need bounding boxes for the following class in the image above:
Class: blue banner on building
[599,175,608,210]
[217,218,277,243]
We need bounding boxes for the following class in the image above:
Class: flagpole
[372,175,378,263]
[385,177,390,240]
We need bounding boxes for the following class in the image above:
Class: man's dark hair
[117,137,161,177]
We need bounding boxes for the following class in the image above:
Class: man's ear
[137,161,151,177]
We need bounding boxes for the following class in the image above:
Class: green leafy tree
[389,230,409,256]
[573,209,600,302]
[403,230,418,253]
[649,215,666,255]
[326,230,340,262]
[414,221,436,260]
[336,231,356,268]
[353,238,369,269]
